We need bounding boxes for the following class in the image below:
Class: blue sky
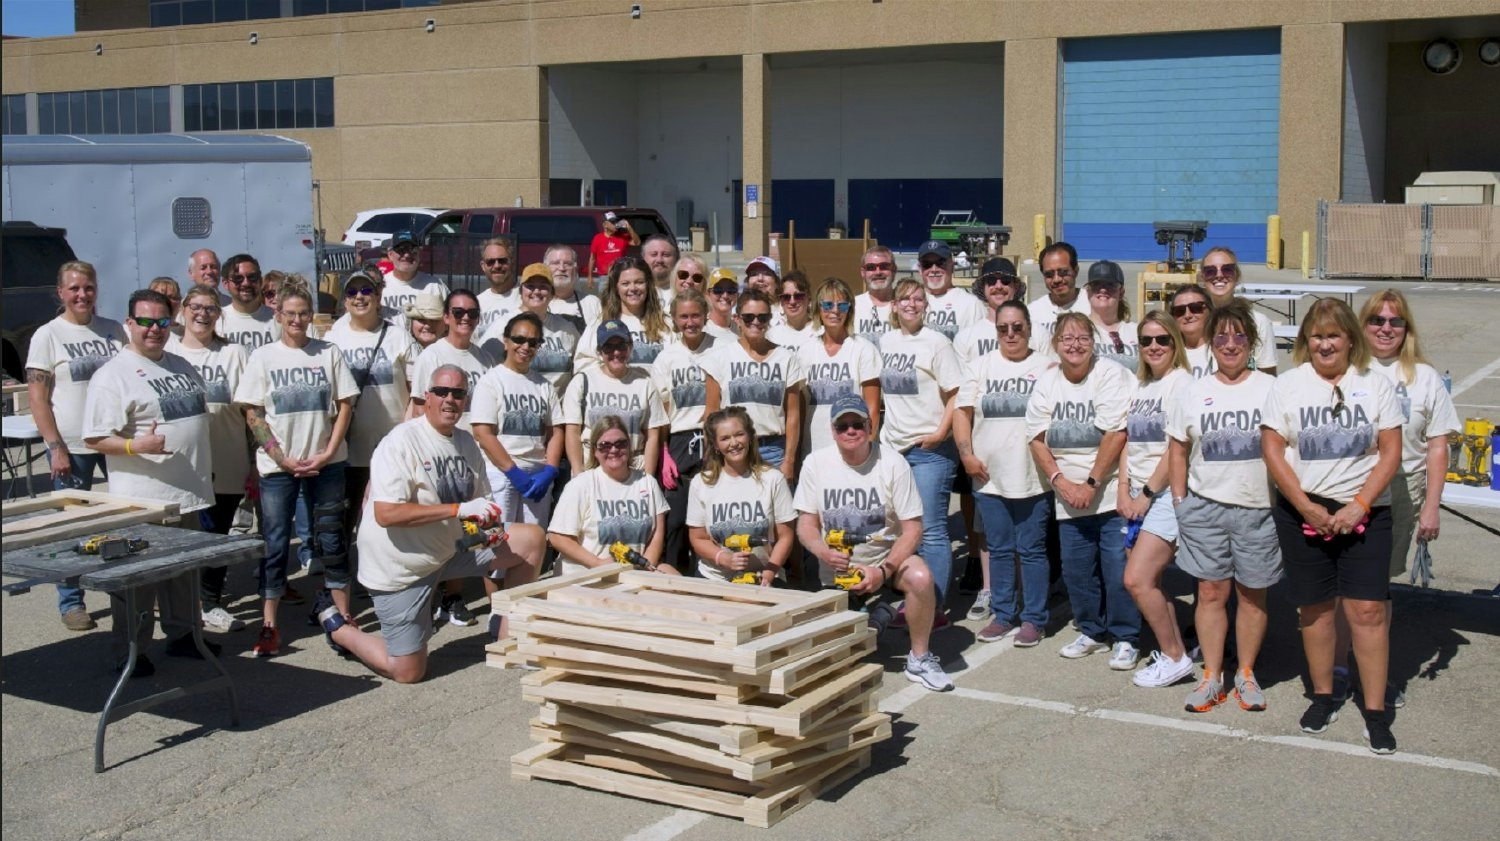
[2,0,75,37]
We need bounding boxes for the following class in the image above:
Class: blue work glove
[503,465,532,495]
[522,465,560,503]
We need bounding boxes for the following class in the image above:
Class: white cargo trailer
[2,133,316,322]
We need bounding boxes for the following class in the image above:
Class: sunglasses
[281,311,312,322]
[429,386,468,400]
[995,323,1027,336]
[228,272,262,284]
[601,342,632,355]
[594,438,630,452]
[1331,383,1345,418]
[1201,264,1239,279]
[780,292,807,303]
[862,261,894,272]
[1212,332,1249,348]
[981,273,1019,287]
[919,258,947,270]
[344,285,376,298]
[819,300,851,313]
[262,289,278,300]
[507,335,543,348]
[1139,334,1174,348]
[521,282,552,293]
[131,316,173,329]
[185,302,221,316]
[1042,268,1074,279]
[739,312,772,326]
[392,244,419,255]
[834,419,868,433]
[710,285,739,296]
[482,257,510,267]
[1366,315,1407,329]
[1087,283,1121,296]
[1170,301,1208,317]
[677,270,705,283]
[448,307,482,320]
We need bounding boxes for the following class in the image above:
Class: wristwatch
[1141,485,1157,500]
[1085,475,1099,489]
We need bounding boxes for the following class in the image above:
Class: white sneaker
[966,590,992,622]
[904,651,954,692]
[1059,633,1108,659]
[201,606,244,633]
[1108,641,1141,670]
[1132,650,1195,687]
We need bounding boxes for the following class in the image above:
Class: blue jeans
[294,485,315,569]
[975,491,1052,627]
[258,462,350,599]
[904,438,959,604]
[758,436,787,468]
[1058,511,1139,644]
[54,451,106,614]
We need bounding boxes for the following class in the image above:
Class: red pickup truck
[357,206,673,288]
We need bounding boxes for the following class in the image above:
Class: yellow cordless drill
[610,542,652,569]
[722,534,767,584]
[825,530,870,589]
[74,535,149,560]
[455,520,508,552]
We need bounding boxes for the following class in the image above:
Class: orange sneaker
[252,625,280,658]
[1183,671,1227,713]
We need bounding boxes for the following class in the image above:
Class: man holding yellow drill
[793,395,952,692]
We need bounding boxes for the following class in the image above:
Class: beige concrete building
[4,0,1499,266]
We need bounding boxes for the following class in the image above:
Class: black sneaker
[165,636,223,659]
[447,597,477,627]
[1299,694,1339,734]
[1362,708,1396,754]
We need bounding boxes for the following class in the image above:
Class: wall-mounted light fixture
[425,18,436,33]
[94,43,103,56]
[1479,38,1500,67]
[630,4,641,19]
[249,32,259,45]
[1422,38,1461,75]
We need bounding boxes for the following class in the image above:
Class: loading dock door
[848,178,1003,251]
[772,179,835,240]
[1060,30,1280,261]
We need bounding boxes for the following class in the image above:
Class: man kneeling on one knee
[793,395,952,692]
[315,365,545,683]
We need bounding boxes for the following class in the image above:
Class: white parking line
[951,687,1498,778]
[621,811,708,841]
[1453,355,1500,398]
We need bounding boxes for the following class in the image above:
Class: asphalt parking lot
[3,267,1498,840]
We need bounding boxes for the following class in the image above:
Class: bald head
[188,249,221,287]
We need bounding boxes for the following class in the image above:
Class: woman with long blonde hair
[686,407,796,584]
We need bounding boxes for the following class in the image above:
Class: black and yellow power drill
[455,520,508,552]
[74,535,149,560]
[609,542,652,569]
[825,530,870,589]
[724,534,767,584]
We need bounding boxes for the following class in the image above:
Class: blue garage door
[1061,30,1280,261]
[772,179,836,241]
[848,178,1003,250]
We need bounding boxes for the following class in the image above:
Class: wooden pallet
[520,662,882,738]
[0,490,180,551]
[512,740,873,828]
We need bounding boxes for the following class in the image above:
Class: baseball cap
[390,230,418,249]
[708,267,738,288]
[404,291,444,320]
[520,263,554,285]
[917,240,953,261]
[829,394,871,424]
[1086,260,1125,287]
[596,319,632,346]
[745,256,780,278]
[979,257,1019,281]
[603,211,619,223]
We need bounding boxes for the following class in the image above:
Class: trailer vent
[172,197,213,239]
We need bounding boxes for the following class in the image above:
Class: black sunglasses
[981,273,1019,287]
[739,312,772,326]
[834,419,868,433]
[483,257,510,267]
[1139,334,1174,348]
[448,307,482,320]
[1170,301,1208,317]
[507,335,543,348]
[344,285,376,298]
[1366,315,1407,329]
[429,386,467,400]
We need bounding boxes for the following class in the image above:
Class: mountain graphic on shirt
[434,463,473,505]
[821,501,884,539]
[881,368,918,396]
[67,353,112,382]
[270,382,330,415]
[534,342,572,375]
[1126,407,1167,443]
[1298,421,1375,461]
[980,390,1029,419]
[204,379,231,405]
[586,405,642,437]
[1046,417,1103,450]
[727,375,785,406]
[1202,425,1261,462]
[808,375,853,407]
[672,376,707,410]
[500,395,545,438]
[598,512,653,548]
[345,346,394,391]
[630,336,663,365]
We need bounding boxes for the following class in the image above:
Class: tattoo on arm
[245,408,287,465]
[26,368,54,390]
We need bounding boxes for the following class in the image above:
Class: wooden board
[520,662,883,737]
[1,490,179,551]
[513,740,872,828]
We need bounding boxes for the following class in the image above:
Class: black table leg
[95,586,140,773]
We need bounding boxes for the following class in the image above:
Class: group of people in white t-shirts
[26,235,1459,745]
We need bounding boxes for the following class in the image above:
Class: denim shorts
[1131,486,1179,543]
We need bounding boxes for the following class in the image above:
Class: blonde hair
[699,406,771,485]
[888,278,926,329]
[1197,246,1239,284]
[586,415,631,470]
[1293,298,1371,371]
[1136,310,1188,383]
[275,273,315,311]
[1357,289,1428,383]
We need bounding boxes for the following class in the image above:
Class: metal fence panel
[1430,205,1500,279]
[1321,201,1499,280]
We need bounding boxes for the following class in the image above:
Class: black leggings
[200,493,243,605]
[661,429,705,575]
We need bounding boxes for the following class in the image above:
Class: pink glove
[660,446,680,491]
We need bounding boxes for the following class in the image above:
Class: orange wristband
[1353,494,1371,514]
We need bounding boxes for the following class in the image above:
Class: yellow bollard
[1266,215,1282,270]
[1033,214,1047,260]
[1301,231,1311,278]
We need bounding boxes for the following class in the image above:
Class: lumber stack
[487,566,890,827]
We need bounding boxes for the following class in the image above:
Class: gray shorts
[370,550,492,657]
[1174,493,1283,589]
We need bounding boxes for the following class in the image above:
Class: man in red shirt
[587,212,640,283]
